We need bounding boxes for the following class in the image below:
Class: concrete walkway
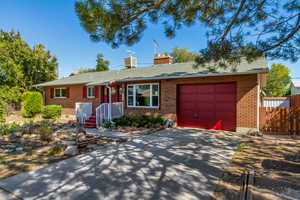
[0,128,240,200]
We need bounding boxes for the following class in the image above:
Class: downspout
[105,83,113,122]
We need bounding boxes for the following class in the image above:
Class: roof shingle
[35,57,268,87]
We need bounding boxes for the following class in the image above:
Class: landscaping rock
[24,146,33,151]
[0,136,3,141]
[18,138,26,144]
[87,144,97,150]
[16,147,23,151]
[13,131,23,138]
[75,123,86,134]
[64,145,79,156]
[164,119,175,128]
[61,140,76,145]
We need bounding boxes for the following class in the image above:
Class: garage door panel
[215,84,236,93]
[215,103,236,111]
[196,85,215,93]
[197,94,215,101]
[198,104,215,111]
[215,94,236,102]
[178,83,236,131]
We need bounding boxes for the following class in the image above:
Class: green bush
[0,123,22,135]
[0,102,5,123]
[48,145,65,156]
[113,115,164,128]
[22,91,43,117]
[42,105,62,119]
[37,126,53,142]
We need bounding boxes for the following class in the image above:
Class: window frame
[127,83,159,108]
[54,88,67,98]
[87,87,95,98]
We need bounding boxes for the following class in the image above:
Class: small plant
[22,91,43,117]
[0,123,22,135]
[42,105,62,119]
[102,121,112,128]
[113,115,165,128]
[237,142,246,152]
[39,120,53,127]
[48,145,65,156]
[37,126,54,142]
[0,102,5,123]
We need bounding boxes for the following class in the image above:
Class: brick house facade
[37,55,268,132]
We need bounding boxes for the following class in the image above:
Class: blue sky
[0,0,299,78]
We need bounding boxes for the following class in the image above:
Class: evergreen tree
[75,0,300,67]
[95,53,109,71]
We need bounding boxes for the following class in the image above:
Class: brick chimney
[154,53,173,65]
[124,56,137,69]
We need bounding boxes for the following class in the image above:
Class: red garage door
[177,82,236,131]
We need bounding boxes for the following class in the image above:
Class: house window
[54,88,66,98]
[127,83,159,108]
[87,87,95,98]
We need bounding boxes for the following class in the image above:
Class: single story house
[290,80,300,95]
[35,54,268,132]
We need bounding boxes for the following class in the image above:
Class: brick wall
[124,74,259,131]
[44,84,101,115]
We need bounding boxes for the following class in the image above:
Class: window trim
[87,87,95,98]
[127,83,159,108]
[54,88,67,99]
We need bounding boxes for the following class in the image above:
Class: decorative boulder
[61,140,76,145]
[164,119,175,128]
[75,123,86,135]
[64,145,79,156]
[13,131,23,138]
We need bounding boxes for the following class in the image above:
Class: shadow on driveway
[0,128,240,200]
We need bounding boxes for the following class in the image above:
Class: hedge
[22,91,43,117]
[42,105,62,119]
[113,114,164,128]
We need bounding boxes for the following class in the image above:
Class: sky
[0,0,299,78]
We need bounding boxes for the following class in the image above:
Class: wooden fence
[260,107,300,135]
[291,94,300,108]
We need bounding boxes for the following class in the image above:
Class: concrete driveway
[0,128,240,200]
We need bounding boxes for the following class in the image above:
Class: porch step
[84,113,97,128]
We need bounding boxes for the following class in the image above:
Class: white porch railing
[96,102,124,127]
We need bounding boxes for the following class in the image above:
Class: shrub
[0,123,22,135]
[113,115,164,128]
[42,105,62,119]
[48,145,65,156]
[102,121,112,128]
[0,102,5,123]
[22,91,43,117]
[37,126,53,142]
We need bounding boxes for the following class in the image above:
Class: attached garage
[177,82,237,131]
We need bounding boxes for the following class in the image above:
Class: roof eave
[112,69,269,83]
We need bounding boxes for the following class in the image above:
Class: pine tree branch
[263,14,300,52]
[218,0,247,43]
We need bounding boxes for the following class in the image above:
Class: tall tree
[95,53,109,71]
[0,30,58,90]
[170,47,199,63]
[77,53,109,74]
[75,0,300,68]
[263,63,291,97]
